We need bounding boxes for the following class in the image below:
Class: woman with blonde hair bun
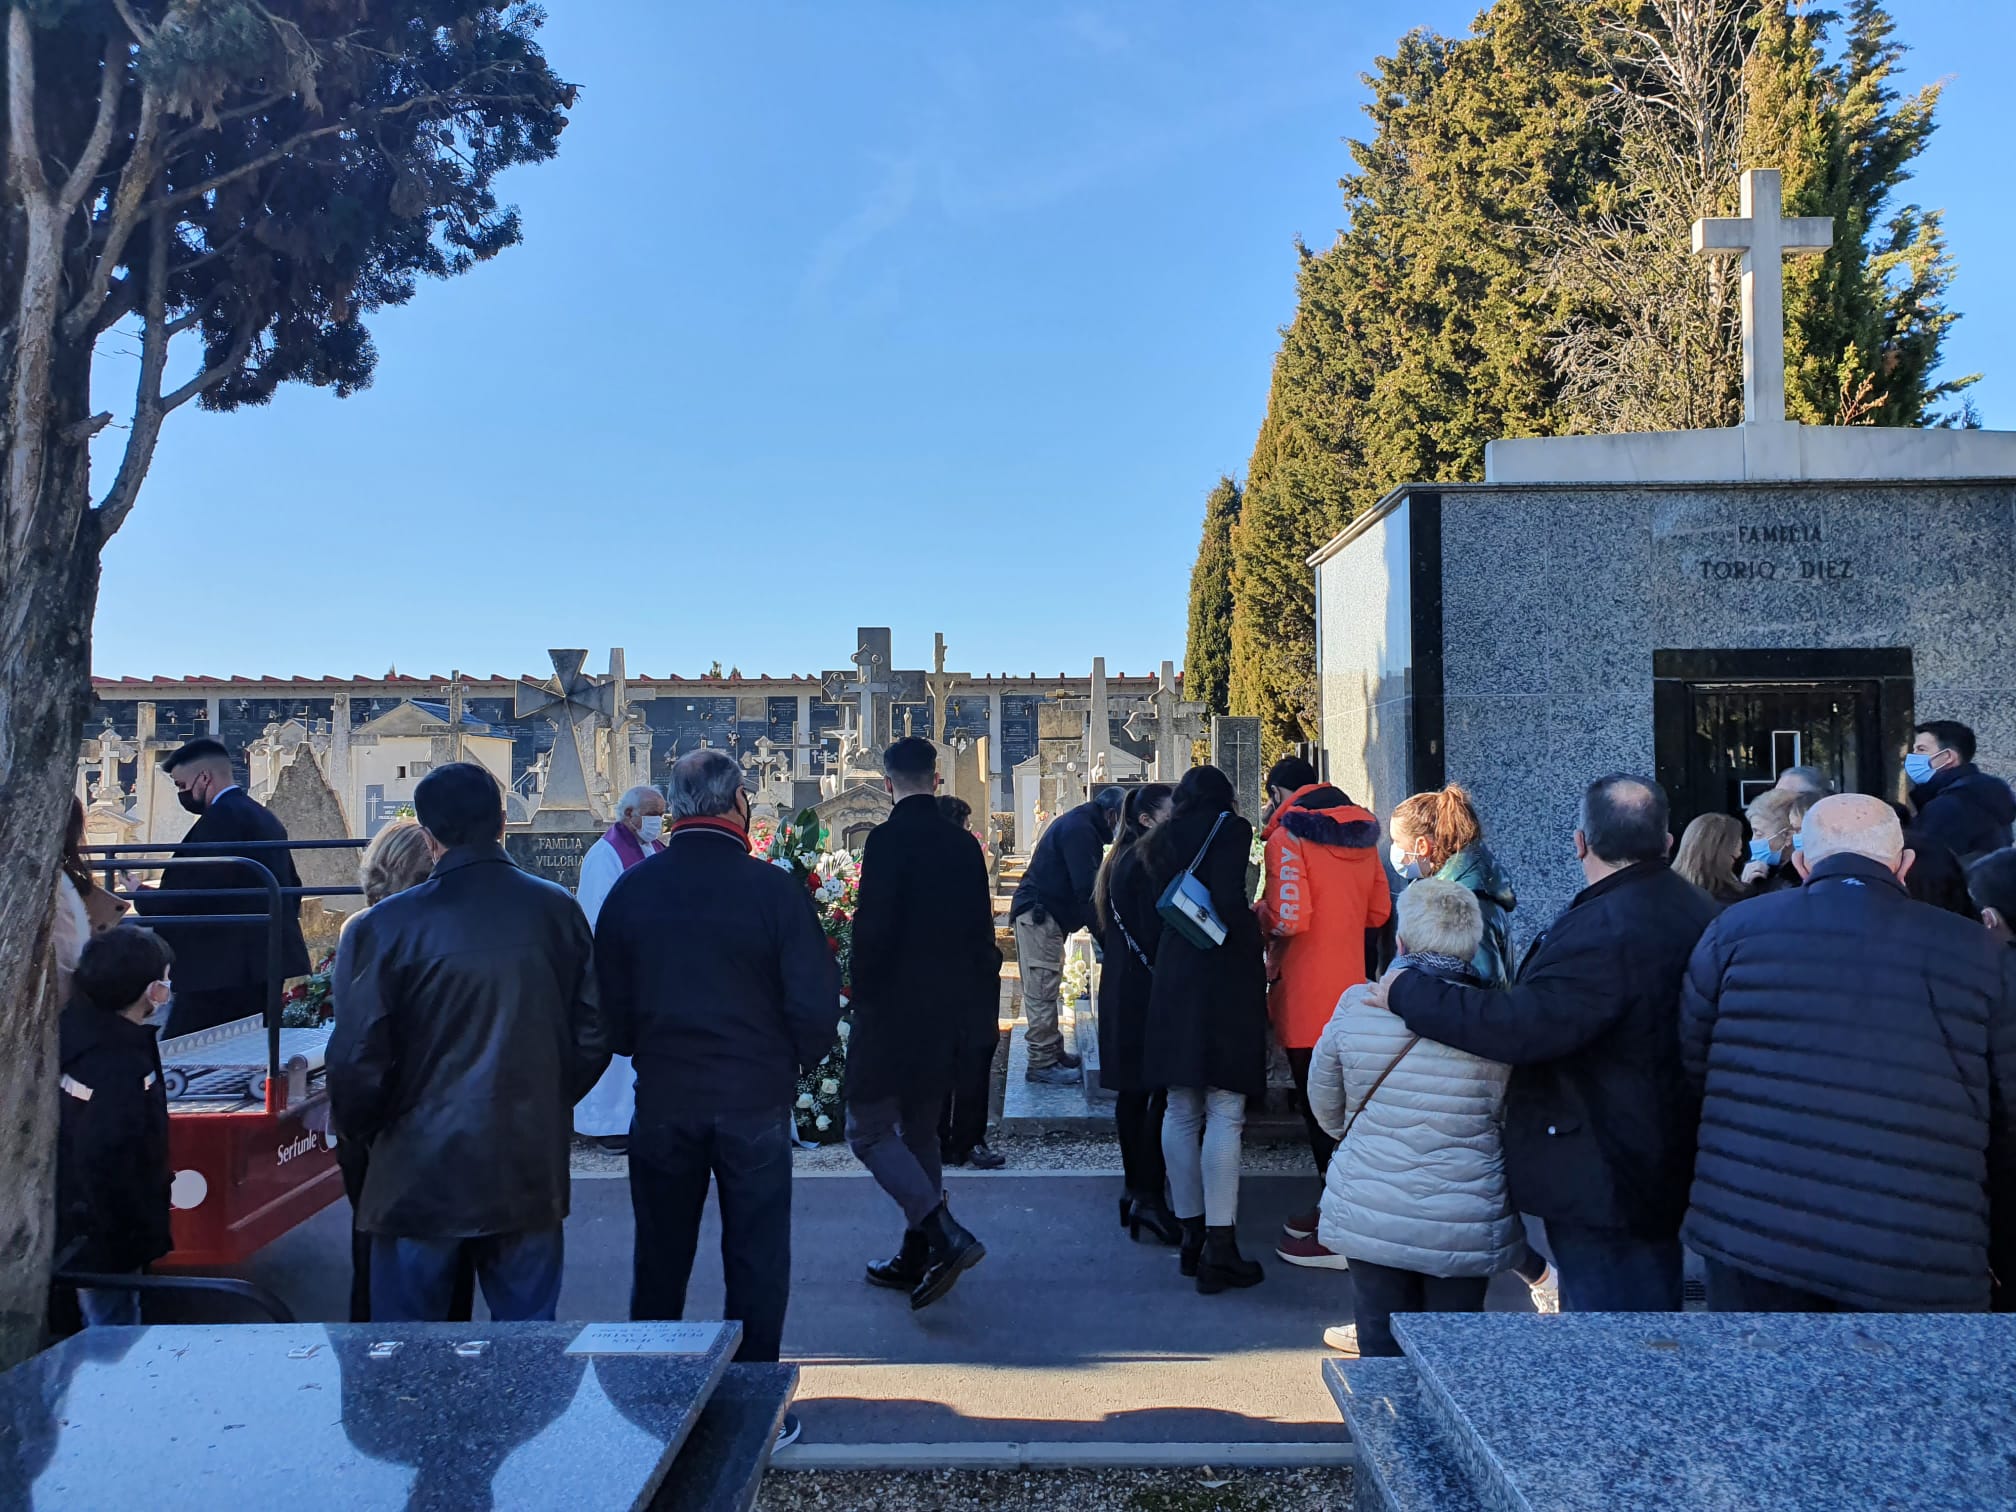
[355,819,436,912]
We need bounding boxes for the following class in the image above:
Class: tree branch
[61,84,162,343]
[56,28,124,219]
[6,7,51,203]
[162,321,256,413]
[92,213,173,539]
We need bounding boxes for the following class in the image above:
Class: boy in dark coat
[846,738,1002,1310]
[58,926,177,1325]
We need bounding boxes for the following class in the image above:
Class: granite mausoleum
[1313,169,2016,939]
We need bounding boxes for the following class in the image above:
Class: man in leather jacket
[329,762,607,1322]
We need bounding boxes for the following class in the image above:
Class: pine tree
[1184,476,1242,717]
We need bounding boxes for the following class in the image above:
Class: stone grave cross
[439,669,468,763]
[514,649,604,819]
[81,718,138,803]
[1122,660,1209,781]
[849,633,898,751]
[923,632,958,744]
[1691,167,1833,425]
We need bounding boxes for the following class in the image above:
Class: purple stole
[604,822,663,871]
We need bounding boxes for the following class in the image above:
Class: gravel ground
[570,1129,1316,1178]
[756,1467,1352,1511]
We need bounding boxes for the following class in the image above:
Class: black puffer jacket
[1389,860,1719,1239]
[1913,763,2016,864]
[1680,852,2016,1311]
[329,843,608,1238]
[57,1003,173,1273]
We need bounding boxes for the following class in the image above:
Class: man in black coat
[134,737,310,1036]
[1374,774,1718,1312]
[1908,720,2015,863]
[1010,787,1122,1084]
[1682,795,2016,1312]
[847,738,1002,1309]
[327,762,606,1323]
[596,748,842,1368]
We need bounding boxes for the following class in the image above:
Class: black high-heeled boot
[1177,1215,1207,1278]
[1196,1225,1265,1294]
[1128,1194,1183,1246]
[1118,1194,1133,1229]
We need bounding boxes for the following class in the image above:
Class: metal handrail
[82,838,368,1113]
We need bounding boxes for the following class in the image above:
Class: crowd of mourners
[45,716,2016,1409]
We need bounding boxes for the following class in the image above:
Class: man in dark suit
[846,737,1003,1310]
[595,748,841,1379]
[134,737,310,1036]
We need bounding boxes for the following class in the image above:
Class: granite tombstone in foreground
[1313,167,2016,943]
[1328,1311,2016,1512]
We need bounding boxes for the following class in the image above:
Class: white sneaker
[1526,1264,1560,1316]
[773,1412,802,1452]
[1323,1323,1361,1357]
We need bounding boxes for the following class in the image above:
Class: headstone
[267,746,353,874]
[1085,656,1111,780]
[515,649,608,826]
[506,828,601,892]
[1212,715,1263,823]
[812,782,891,854]
[952,736,988,816]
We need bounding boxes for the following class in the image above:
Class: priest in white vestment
[573,783,667,1146]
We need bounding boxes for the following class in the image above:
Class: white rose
[820,1078,839,1096]
[815,1114,831,1131]
[836,1019,850,1039]
[796,1093,814,1109]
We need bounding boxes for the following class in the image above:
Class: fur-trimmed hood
[1268,784,1379,850]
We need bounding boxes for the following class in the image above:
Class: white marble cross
[1692,168,1833,425]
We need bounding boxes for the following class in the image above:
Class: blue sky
[89,0,2014,681]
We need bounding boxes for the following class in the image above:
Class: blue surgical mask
[1748,838,1781,867]
[1389,841,1425,881]
[1903,752,1938,787]
[1791,831,1804,854]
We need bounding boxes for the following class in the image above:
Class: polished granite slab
[0,1320,741,1511]
[1391,1312,2016,1512]
[1323,1358,1485,1512]
[649,1363,797,1512]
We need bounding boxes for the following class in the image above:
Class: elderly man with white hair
[574,784,668,1147]
[1681,792,2016,1314]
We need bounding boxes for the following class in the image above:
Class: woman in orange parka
[1254,757,1391,1258]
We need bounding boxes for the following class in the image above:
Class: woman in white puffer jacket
[1307,879,1521,1356]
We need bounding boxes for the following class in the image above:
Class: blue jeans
[1543,1222,1682,1312]
[371,1227,565,1323]
[629,1109,795,1361]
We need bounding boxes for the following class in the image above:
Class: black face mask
[177,789,206,816]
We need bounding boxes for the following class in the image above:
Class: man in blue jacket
[1374,774,1718,1312]
[1908,720,2015,864]
[1682,795,2016,1313]
[1010,788,1122,1085]
[596,749,841,1377]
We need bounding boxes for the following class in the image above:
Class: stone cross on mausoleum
[515,649,607,820]
[1123,661,1209,782]
[1691,167,1833,425]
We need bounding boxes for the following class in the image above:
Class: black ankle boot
[1128,1193,1183,1247]
[865,1228,929,1291]
[1177,1215,1207,1278]
[1196,1225,1264,1294]
[911,1201,986,1310]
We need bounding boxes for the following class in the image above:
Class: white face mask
[638,814,665,843]
[1389,841,1425,881]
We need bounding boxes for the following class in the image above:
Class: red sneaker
[1282,1206,1321,1241]
[1276,1233,1350,1270]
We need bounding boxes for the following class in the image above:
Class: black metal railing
[83,838,369,1112]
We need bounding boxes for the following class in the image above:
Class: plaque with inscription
[506,829,600,892]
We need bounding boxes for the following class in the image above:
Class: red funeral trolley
[89,839,364,1268]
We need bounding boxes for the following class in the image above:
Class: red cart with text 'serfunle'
[89,841,362,1267]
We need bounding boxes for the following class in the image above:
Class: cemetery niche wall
[1312,169,2016,942]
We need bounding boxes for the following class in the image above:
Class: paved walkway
[231,1169,1543,1448]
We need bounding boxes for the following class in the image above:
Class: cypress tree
[1184,476,1243,718]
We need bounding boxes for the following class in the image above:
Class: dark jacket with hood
[1913,763,2016,864]
[57,1002,174,1273]
[1435,843,1518,989]
[1011,800,1112,936]
[1388,859,1720,1239]
[1257,784,1390,1049]
[1681,852,2016,1311]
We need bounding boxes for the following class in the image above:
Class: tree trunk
[0,406,102,1370]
